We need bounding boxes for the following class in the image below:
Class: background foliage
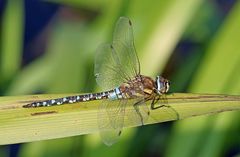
[0,0,240,156]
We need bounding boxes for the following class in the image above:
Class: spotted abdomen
[23,88,122,108]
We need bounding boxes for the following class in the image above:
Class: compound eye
[167,81,170,86]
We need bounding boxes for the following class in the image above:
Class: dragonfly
[23,17,170,146]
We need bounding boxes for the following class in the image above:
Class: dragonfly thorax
[156,76,170,95]
[119,75,169,99]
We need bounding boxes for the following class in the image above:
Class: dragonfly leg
[151,95,180,120]
[133,100,147,125]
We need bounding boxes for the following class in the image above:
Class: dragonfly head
[155,76,170,94]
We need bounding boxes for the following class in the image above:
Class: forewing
[98,99,126,146]
[95,44,128,90]
[112,17,140,80]
[94,17,140,90]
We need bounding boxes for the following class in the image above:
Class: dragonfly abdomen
[23,88,123,108]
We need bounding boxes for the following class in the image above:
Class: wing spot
[118,131,122,136]
[128,20,132,26]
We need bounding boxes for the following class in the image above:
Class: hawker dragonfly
[23,17,170,146]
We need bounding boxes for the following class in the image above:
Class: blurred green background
[1,0,240,156]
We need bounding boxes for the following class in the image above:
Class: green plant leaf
[0,93,240,145]
[1,0,23,83]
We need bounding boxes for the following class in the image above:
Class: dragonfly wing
[94,17,140,90]
[98,99,127,146]
[112,17,140,79]
[95,44,125,90]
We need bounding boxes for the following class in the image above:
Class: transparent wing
[112,17,140,79]
[98,97,150,146]
[98,99,126,146]
[94,17,140,90]
[94,44,130,90]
